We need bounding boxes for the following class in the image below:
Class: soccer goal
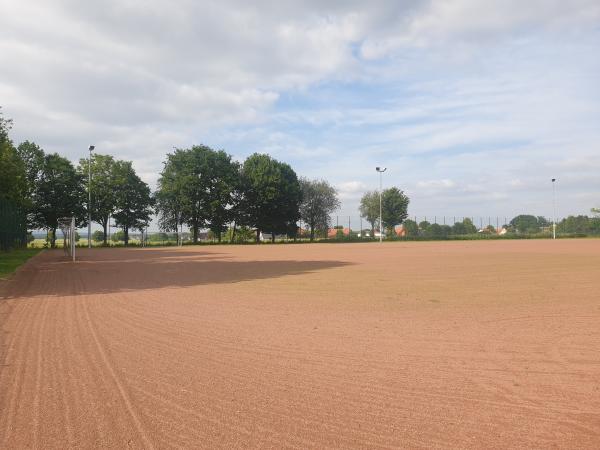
[58,217,76,261]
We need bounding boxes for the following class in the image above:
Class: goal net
[58,217,76,261]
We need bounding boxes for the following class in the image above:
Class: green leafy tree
[111,230,125,242]
[402,219,419,236]
[224,225,254,243]
[112,161,153,246]
[0,114,28,250]
[424,223,451,238]
[484,225,496,234]
[15,141,44,230]
[557,215,593,234]
[0,111,28,209]
[16,141,44,198]
[509,215,546,234]
[204,151,239,242]
[78,154,119,245]
[92,230,105,242]
[452,218,477,235]
[156,145,238,243]
[31,154,86,248]
[359,191,379,237]
[299,178,340,241]
[239,153,302,243]
[419,221,431,234]
[381,187,409,235]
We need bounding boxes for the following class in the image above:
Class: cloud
[0,0,599,224]
[336,181,368,200]
[416,179,456,189]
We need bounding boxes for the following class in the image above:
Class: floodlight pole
[88,145,95,249]
[376,167,387,243]
[552,178,557,240]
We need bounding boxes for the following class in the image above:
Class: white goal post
[58,217,76,261]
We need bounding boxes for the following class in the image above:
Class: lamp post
[376,167,387,243]
[88,145,95,249]
[552,178,557,240]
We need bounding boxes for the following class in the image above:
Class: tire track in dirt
[0,299,36,445]
[32,296,49,448]
[80,295,155,449]
[2,243,600,448]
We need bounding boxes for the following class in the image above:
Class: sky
[1,0,599,225]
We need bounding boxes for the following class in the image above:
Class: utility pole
[376,167,387,243]
[88,145,95,249]
[552,178,557,239]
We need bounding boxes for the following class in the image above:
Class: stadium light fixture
[376,167,387,243]
[552,178,557,240]
[88,145,95,249]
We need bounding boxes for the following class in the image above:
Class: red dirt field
[1,240,599,448]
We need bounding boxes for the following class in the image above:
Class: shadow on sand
[4,248,352,298]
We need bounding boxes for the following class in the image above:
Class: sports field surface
[1,240,599,448]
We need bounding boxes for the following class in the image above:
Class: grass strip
[0,248,42,279]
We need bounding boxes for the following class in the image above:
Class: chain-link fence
[0,199,27,250]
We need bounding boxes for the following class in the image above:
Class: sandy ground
[1,240,599,449]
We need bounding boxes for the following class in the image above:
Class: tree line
[1,109,351,246]
[6,106,597,247]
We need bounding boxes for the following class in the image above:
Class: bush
[92,230,105,242]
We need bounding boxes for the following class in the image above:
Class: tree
[0,111,27,208]
[509,215,546,234]
[31,153,86,248]
[156,145,238,243]
[203,151,239,242]
[0,111,28,251]
[112,161,153,246]
[111,230,125,242]
[402,219,419,236]
[299,178,340,241]
[359,191,379,236]
[424,223,451,238]
[92,230,105,242]
[557,215,593,234]
[381,187,409,235]
[452,218,477,235]
[239,153,301,243]
[78,154,119,245]
[16,141,44,203]
[0,137,27,208]
[484,225,496,234]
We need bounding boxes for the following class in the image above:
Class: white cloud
[0,0,599,221]
[416,179,456,189]
[336,181,368,200]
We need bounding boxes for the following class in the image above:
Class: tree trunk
[124,227,129,246]
[271,232,275,243]
[102,222,108,246]
[193,223,198,243]
[50,227,56,248]
[256,229,260,243]
[231,221,237,243]
[310,225,315,242]
[217,231,222,243]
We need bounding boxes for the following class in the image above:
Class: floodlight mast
[88,145,95,249]
[376,167,387,243]
[552,178,557,240]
